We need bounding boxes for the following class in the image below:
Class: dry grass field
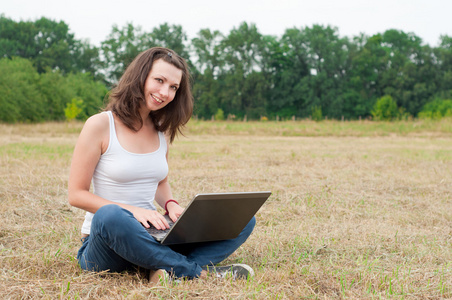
[0,119,451,299]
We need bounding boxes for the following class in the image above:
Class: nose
[159,85,169,99]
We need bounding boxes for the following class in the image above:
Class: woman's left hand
[166,201,184,222]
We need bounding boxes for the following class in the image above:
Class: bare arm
[68,113,170,230]
[68,113,110,213]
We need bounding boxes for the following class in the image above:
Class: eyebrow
[155,74,180,87]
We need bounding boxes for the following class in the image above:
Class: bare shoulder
[79,112,109,138]
[77,112,110,150]
[83,112,109,132]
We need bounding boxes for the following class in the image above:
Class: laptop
[145,191,271,245]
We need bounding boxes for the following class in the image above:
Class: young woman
[68,47,255,281]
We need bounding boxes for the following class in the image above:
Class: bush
[0,57,46,122]
[65,73,108,120]
[371,95,400,121]
[310,106,323,121]
[214,108,225,121]
[64,98,85,121]
[418,99,452,119]
[39,71,72,121]
[0,57,107,122]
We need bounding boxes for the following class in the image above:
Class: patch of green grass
[0,143,74,160]
[185,118,452,137]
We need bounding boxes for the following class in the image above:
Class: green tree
[101,23,152,83]
[218,22,268,119]
[191,29,224,75]
[192,68,222,119]
[379,29,435,116]
[265,31,309,118]
[101,23,189,84]
[283,25,352,119]
[0,15,100,76]
[433,35,452,100]
[348,33,388,112]
[32,17,75,73]
[0,16,73,73]
[0,15,38,59]
[149,23,189,59]
[71,39,103,80]
[191,29,225,119]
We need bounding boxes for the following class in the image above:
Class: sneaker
[148,269,169,284]
[204,264,255,280]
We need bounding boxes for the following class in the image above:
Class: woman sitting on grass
[68,47,255,282]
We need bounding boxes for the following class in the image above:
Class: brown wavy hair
[105,47,193,143]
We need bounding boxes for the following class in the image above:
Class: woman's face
[142,59,183,112]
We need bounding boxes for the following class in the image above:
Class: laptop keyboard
[145,224,173,235]
[144,215,174,236]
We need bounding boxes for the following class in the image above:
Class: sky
[2,0,451,47]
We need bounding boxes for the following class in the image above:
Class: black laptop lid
[161,191,271,245]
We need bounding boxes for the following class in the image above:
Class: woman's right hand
[130,206,170,230]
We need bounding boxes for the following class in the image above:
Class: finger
[150,216,169,230]
[147,219,161,230]
[151,211,168,229]
[159,215,170,229]
[169,212,176,223]
[140,218,151,228]
[169,212,179,223]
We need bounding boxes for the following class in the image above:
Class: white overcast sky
[2,0,451,47]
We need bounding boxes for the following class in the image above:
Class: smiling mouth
[151,94,163,103]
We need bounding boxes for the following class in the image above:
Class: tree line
[1,15,451,122]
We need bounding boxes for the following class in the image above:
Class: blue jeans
[77,204,256,279]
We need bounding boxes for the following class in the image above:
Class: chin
[148,103,166,112]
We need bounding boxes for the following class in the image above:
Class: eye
[171,86,178,91]
[155,78,163,83]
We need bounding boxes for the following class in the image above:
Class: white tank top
[81,111,168,234]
